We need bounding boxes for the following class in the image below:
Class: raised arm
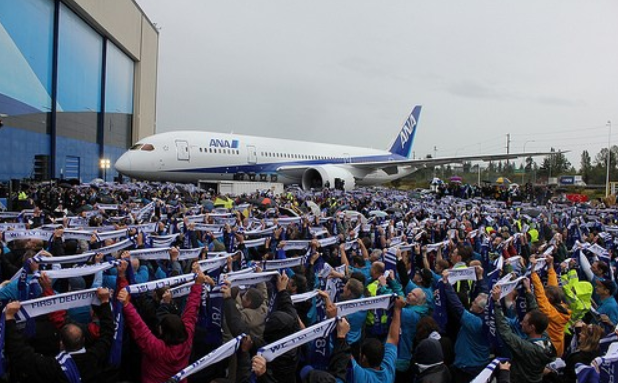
[546,255,558,287]
[272,272,298,319]
[579,250,594,282]
[492,285,531,352]
[182,264,213,338]
[386,297,405,346]
[4,302,62,378]
[442,273,465,321]
[86,288,114,363]
[339,243,350,267]
[118,288,166,359]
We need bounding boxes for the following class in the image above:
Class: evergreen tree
[539,148,570,178]
[580,150,592,183]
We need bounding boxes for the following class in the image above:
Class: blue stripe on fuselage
[166,154,405,174]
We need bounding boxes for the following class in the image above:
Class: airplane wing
[276,151,564,176]
[348,151,564,170]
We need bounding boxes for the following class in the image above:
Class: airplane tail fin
[388,105,422,158]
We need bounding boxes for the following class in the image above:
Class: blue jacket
[597,296,618,326]
[443,281,491,369]
[397,303,428,371]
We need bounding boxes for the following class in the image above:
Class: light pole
[477,143,482,185]
[433,146,438,179]
[607,120,612,197]
[522,140,535,184]
[99,158,111,182]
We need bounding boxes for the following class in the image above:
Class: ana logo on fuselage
[399,116,417,149]
[209,139,239,149]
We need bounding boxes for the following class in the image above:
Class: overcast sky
[135,0,618,167]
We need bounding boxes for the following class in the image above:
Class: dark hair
[346,279,364,299]
[414,316,440,347]
[291,274,307,294]
[60,324,85,352]
[361,338,384,368]
[64,240,79,255]
[155,286,170,302]
[350,271,367,286]
[159,314,188,345]
[596,261,610,275]
[527,309,549,334]
[545,285,569,314]
[419,269,433,288]
[362,237,372,249]
[243,287,264,310]
[458,245,472,263]
[351,255,365,268]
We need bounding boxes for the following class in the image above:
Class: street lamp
[477,143,482,185]
[607,120,612,197]
[99,158,111,181]
[522,140,535,184]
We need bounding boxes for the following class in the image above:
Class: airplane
[115,106,556,190]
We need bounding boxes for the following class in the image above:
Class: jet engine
[301,165,355,190]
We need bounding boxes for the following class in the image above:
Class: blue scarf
[201,269,223,345]
[480,242,490,272]
[483,298,502,352]
[576,351,618,383]
[0,313,5,376]
[17,259,39,336]
[55,351,81,383]
[515,286,528,322]
[432,281,447,333]
[309,295,330,370]
[108,300,124,367]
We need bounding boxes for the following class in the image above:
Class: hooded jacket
[531,268,571,357]
[495,304,556,383]
[5,302,113,383]
[254,290,300,383]
[123,283,202,383]
[561,269,592,334]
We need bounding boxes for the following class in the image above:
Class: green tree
[539,148,570,178]
[580,150,592,183]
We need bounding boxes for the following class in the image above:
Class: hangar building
[0,0,158,182]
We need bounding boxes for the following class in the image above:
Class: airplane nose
[114,153,132,174]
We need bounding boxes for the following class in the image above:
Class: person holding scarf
[529,254,571,357]
[492,284,556,383]
[4,287,113,383]
[441,269,491,383]
[117,262,213,383]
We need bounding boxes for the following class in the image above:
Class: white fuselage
[115,131,414,188]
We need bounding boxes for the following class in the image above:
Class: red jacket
[123,283,202,383]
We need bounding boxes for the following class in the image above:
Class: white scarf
[335,294,394,317]
[258,318,337,362]
[168,335,244,382]
[14,288,101,323]
[447,267,478,284]
[225,271,280,287]
[126,273,197,294]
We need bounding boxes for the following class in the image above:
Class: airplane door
[175,140,190,161]
[247,145,257,164]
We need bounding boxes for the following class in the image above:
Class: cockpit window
[130,144,144,150]
[141,144,155,151]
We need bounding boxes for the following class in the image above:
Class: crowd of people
[0,180,617,383]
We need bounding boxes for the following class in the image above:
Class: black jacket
[6,302,114,383]
[415,364,451,383]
